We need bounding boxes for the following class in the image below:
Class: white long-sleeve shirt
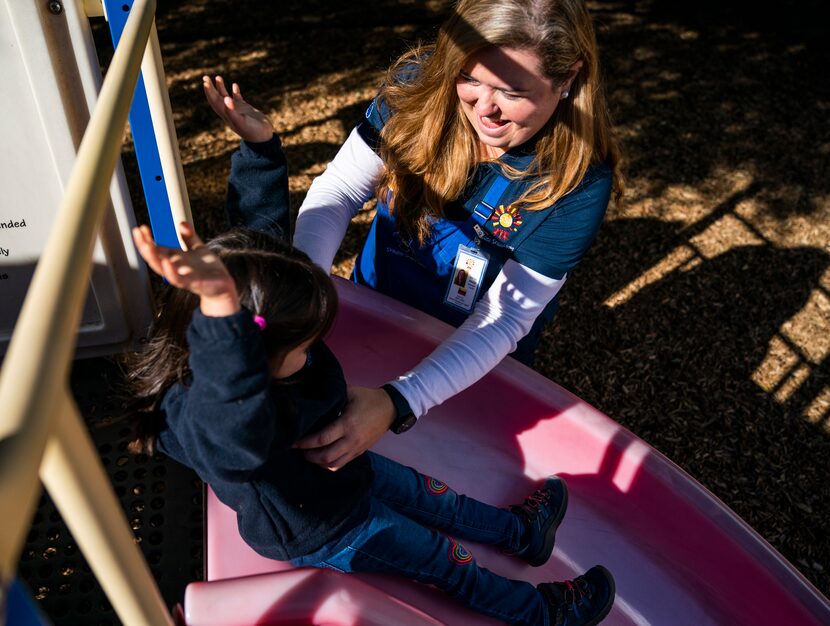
[294,129,567,418]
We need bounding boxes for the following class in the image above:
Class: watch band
[381,384,417,434]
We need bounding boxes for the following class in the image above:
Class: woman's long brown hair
[378,0,623,244]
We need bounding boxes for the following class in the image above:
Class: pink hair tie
[252,315,267,331]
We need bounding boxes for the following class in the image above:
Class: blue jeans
[291,452,549,625]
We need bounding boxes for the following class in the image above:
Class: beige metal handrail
[0,0,175,623]
[142,20,194,246]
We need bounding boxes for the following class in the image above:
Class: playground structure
[1,0,178,623]
[2,0,830,624]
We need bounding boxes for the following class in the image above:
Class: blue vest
[353,174,561,356]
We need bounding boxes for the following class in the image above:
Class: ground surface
[105,0,830,601]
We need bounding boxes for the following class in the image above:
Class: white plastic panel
[0,0,152,356]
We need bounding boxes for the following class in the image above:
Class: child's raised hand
[133,223,241,317]
[203,75,274,143]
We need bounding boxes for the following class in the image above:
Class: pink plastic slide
[183,278,830,625]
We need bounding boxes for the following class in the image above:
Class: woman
[206,0,623,471]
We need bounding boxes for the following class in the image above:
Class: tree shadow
[89,0,447,143]
[538,209,830,592]
[592,0,830,220]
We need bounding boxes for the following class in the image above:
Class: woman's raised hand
[293,385,396,471]
[132,222,240,317]
[203,75,274,143]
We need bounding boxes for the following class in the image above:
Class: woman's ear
[561,60,584,97]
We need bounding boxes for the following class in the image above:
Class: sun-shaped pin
[490,205,523,240]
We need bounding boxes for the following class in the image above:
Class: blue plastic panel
[4,578,52,626]
[102,0,179,248]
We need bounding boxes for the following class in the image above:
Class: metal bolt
[47,0,63,14]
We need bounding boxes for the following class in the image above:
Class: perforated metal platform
[16,356,203,625]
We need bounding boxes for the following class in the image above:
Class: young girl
[126,221,615,626]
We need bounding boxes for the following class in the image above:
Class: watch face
[392,414,417,434]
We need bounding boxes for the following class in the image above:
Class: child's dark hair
[123,227,338,454]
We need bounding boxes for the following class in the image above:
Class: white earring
[561,90,569,99]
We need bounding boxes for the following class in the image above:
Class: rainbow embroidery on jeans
[448,539,473,565]
[424,476,449,495]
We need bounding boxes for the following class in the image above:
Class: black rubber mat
[16,356,203,625]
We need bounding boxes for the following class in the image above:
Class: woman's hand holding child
[294,385,395,470]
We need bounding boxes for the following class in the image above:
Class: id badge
[444,244,489,313]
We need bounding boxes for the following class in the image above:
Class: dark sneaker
[510,475,568,566]
[538,565,615,626]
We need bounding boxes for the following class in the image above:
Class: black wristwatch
[382,384,417,434]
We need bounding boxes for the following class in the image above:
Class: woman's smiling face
[456,46,566,158]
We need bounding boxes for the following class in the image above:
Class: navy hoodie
[156,308,372,560]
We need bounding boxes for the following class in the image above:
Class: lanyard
[470,174,510,248]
